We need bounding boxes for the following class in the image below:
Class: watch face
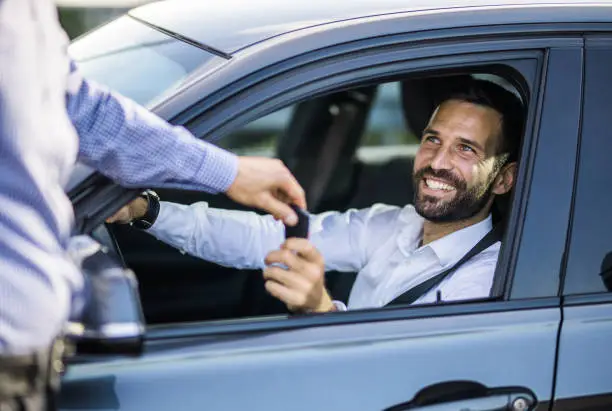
[146,190,160,201]
[132,190,160,230]
[131,219,152,230]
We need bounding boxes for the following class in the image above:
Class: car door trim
[145,297,561,341]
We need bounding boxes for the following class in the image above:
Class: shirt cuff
[195,142,239,193]
[332,300,348,312]
[147,201,169,235]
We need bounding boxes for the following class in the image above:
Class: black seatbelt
[308,103,358,209]
[385,223,504,307]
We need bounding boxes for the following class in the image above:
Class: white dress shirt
[148,202,500,310]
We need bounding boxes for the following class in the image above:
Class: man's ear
[492,161,517,195]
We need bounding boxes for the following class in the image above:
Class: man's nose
[430,146,453,170]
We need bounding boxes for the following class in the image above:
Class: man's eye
[424,136,440,144]
[459,144,475,153]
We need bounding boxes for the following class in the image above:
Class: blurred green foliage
[58,7,126,39]
[58,8,87,39]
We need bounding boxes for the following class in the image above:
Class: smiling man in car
[111,78,523,313]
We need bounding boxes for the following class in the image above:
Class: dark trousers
[0,340,65,411]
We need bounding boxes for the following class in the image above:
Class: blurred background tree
[56,0,154,39]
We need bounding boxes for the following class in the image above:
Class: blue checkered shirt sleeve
[66,61,238,193]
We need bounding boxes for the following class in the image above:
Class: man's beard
[412,166,495,223]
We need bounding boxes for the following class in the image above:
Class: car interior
[105,66,527,325]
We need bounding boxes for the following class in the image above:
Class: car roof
[130,0,612,55]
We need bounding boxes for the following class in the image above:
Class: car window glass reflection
[70,16,216,106]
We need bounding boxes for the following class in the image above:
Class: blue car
[60,0,612,410]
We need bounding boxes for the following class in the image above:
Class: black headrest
[276,87,378,210]
[276,87,377,168]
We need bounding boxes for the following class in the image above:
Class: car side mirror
[64,236,145,356]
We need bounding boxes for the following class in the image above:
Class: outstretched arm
[67,61,305,224]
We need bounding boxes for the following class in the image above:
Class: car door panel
[60,305,558,411]
[554,299,612,410]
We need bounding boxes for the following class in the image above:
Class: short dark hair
[440,78,524,163]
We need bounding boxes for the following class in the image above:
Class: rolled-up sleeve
[66,61,238,193]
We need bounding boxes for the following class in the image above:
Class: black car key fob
[284,204,309,239]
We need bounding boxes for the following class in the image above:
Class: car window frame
[504,46,583,301]
[187,38,573,286]
[133,34,583,337]
[185,38,555,140]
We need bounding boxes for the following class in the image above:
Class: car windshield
[69,15,219,107]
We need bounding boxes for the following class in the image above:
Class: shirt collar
[396,209,493,267]
[426,215,493,267]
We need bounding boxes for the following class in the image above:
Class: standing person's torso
[0,0,82,354]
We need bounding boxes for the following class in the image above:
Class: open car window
[109,66,528,326]
[219,82,420,161]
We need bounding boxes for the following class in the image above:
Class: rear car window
[564,46,612,295]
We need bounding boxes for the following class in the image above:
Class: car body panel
[62,40,580,409]
[59,304,559,410]
[153,4,609,124]
[130,0,612,55]
[554,297,612,410]
[59,0,610,409]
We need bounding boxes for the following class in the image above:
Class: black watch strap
[131,190,160,230]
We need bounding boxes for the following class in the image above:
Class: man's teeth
[425,179,455,191]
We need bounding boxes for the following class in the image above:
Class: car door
[552,35,612,411]
[59,23,582,410]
